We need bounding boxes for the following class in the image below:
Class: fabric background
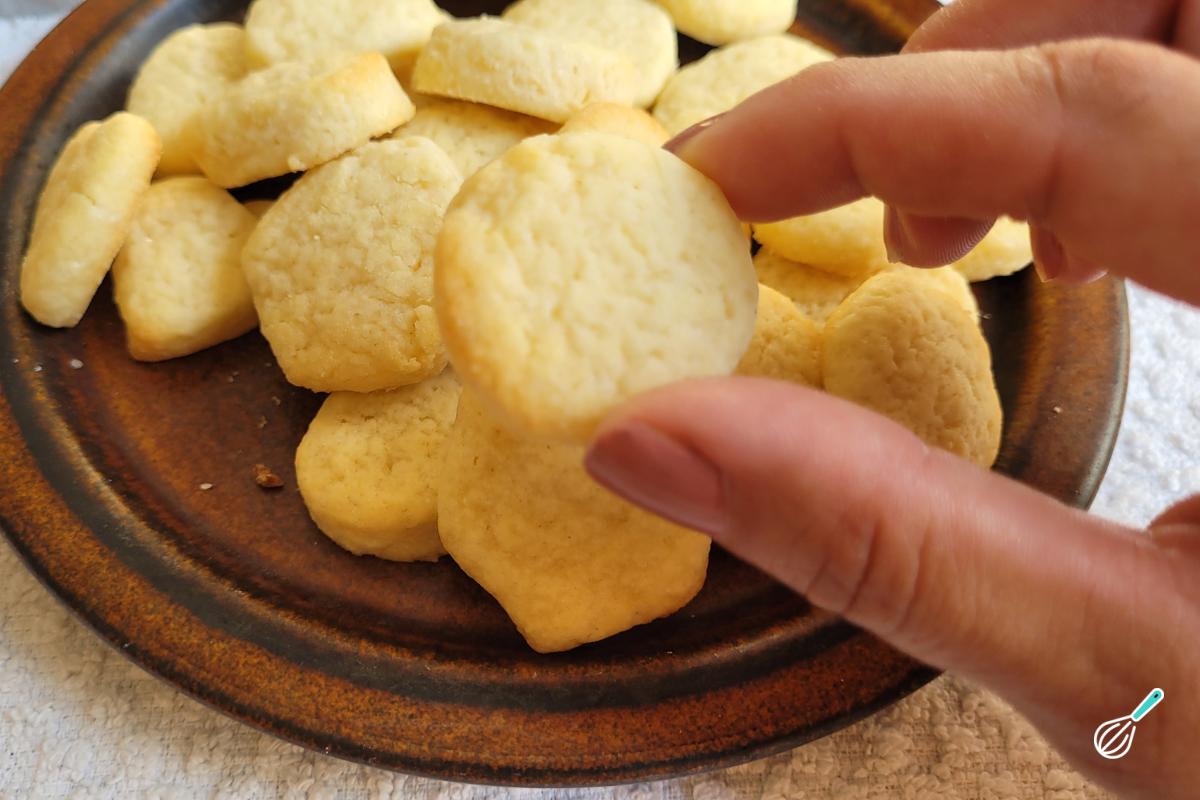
[3,5,1196,797]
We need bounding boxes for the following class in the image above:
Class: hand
[584,2,1200,797]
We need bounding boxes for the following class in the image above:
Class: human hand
[584,2,1200,797]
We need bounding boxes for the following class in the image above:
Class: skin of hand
[582,1,1200,797]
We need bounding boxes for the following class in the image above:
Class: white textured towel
[2,8,1196,798]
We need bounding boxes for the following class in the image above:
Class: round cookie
[195,51,414,188]
[438,391,711,653]
[503,0,677,108]
[295,370,462,562]
[411,17,637,124]
[657,0,798,45]
[753,197,890,279]
[20,113,161,329]
[953,217,1033,282]
[126,23,248,176]
[391,100,554,178]
[436,132,758,442]
[242,137,461,392]
[653,33,833,135]
[113,177,259,361]
[243,0,444,71]
[823,270,1002,467]
[754,247,863,323]
[736,284,822,387]
[559,102,670,146]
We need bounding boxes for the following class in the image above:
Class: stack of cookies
[17,0,1024,653]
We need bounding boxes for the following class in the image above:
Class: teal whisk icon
[1093,688,1164,760]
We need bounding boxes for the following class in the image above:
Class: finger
[668,40,1200,305]
[882,208,993,267]
[905,0,1183,53]
[587,379,1200,799]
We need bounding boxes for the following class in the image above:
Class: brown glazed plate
[0,0,1128,788]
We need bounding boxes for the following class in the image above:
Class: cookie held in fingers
[244,0,443,71]
[822,270,1002,467]
[195,51,413,188]
[113,177,259,361]
[653,33,832,135]
[952,217,1033,282]
[437,391,711,653]
[20,112,161,328]
[242,137,460,392]
[295,370,461,562]
[126,23,248,176]
[435,132,758,442]
[503,0,677,108]
[412,17,637,123]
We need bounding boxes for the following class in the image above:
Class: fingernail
[585,421,728,535]
[664,113,726,158]
[1030,225,1066,282]
[883,206,911,264]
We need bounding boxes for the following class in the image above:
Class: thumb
[584,378,1169,719]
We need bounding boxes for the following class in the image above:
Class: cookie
[657,0,798,45]
[823,270,1002,467]
[391,100,554,178]
[436,132,757,441]
[295,370,461,562]
[112,177,259,361]
[503,0,676,108]
[126,23,248,176]
[653,33,832,135]
[437,391,711,653]
[195,51,414,188]
[736,284,822,387]
[243,0,444,71]
[242,137,460,392]
[20,113,161,328]
[753,197,889,279]
[754,247,863,323]
[952,217,1033,282]
[559,102,670,146]
[411,17,637,124]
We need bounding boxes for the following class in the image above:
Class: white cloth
[3,9,1194,798]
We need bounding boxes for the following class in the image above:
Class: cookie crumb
[270,395,282,406]
[68,358,84,369]
[256,416,268,429]
[254,463,284,489]
[32,364,43,373]
[1053,405,1063,414]
[198,482,214,491]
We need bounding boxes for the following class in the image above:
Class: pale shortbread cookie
[736,284,821,387]
[244,0,443,71]
[952,217,1033,282]
[436,132,757,442]
[242,199,274,217]
[112,177,258,361]
[823,270,1002,467]
[653,33,832,134]
[126,23,248,176]
[438,392,711,653]
[295,370,461,562]
[242,138,460,392]
[658,0,797,45]
[20,113,161,328]
[391,100,553,178]
[503,0,677,108]
[560,102,670,146]
[753,197,889,279]
[756,247,979,322]
[195,52,413,188]
[412,17,637,124]
[754,248,862,323]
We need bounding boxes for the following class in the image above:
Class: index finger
[669,39,1200,305]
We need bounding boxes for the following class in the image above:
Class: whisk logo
[1093,688,1165,760]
